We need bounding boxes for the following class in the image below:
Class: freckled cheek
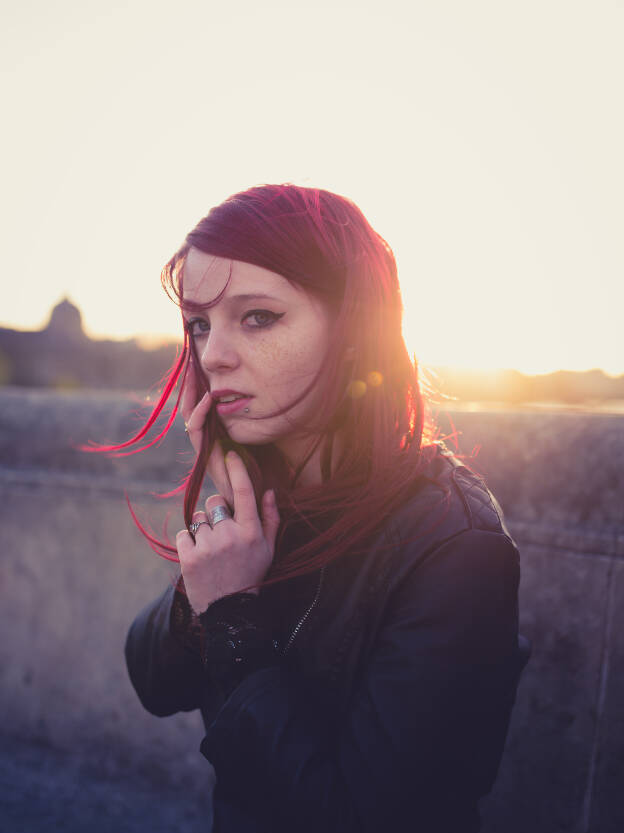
[250,341,320,414]
[253,335,316,379]
[253,338,289,366]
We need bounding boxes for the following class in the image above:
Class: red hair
[90,184,447,583]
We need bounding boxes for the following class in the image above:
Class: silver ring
[189,520,210,535]
[207,505,232,528]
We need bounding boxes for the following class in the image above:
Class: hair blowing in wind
[87,184,446,586]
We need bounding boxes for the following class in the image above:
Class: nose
[197,328,240,375]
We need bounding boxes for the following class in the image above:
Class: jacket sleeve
[200,528,521,833]
[125,581,204,717]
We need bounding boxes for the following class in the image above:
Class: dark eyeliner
[243,310,285,327]
[185,317,209,336]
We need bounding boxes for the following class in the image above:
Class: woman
[121,184,523,833]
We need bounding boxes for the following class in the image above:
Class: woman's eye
[243,310,284,328]
[187,318,210,337]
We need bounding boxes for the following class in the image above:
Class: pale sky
[1,0,622,375]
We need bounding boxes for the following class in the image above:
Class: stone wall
[1,387,622,832]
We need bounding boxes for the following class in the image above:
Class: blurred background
[1,1,622,831]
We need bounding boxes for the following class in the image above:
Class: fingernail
[225,450,238,463]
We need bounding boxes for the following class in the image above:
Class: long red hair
[90,184,446,584]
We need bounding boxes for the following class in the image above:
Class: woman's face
[182,249,333,461]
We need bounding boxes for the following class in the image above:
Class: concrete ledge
[1,388,623,832]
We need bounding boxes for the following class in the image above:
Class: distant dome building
[45,298,85,341]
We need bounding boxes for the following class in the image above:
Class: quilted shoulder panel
[451,467,505,534]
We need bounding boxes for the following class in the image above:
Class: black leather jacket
[125,448,522,832]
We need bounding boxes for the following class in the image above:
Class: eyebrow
[181,293,282,313]
[227,293,282,303]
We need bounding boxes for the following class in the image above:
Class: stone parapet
[1,388,622,832]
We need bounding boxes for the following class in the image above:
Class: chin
[220,421,277,447]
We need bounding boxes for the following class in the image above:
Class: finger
[205,494,230,513]
[176,528,195,558]
[261,490,280,551]
[204,493,235,530]
[186,510,212,543]
[224,451,261,528]
[183,390,212,456]
[206,439,234,508]
[180,359,197,423]
[186,390,212,433]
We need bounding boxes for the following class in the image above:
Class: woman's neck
[277,430,344,487]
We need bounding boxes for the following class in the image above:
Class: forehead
[182,249,296,306]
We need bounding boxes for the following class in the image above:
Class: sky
[1,0,622,375]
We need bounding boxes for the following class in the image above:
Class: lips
[216,394,247,403]
[215,396,253,416]
[210,389,253,416]
[211,389,251,402]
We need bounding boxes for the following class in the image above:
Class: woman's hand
[175,451,280,613]
[181,359,234,508]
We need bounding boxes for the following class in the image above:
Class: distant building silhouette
[0,298,177,390]
[45,297,86,342]
[0,299,621,403]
